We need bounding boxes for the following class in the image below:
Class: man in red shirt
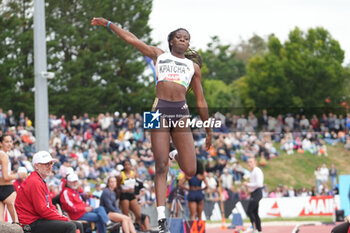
[15,151,82,233]
[60,173,117,233]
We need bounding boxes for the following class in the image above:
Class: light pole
[34,0,49,151]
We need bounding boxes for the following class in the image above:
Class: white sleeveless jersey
[156,53,195,89]
[0,150,11,178]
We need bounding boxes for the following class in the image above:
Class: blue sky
[150,0,350,65]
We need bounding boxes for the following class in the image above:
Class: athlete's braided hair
[168,28,202,68]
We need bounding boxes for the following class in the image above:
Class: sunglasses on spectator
[39,162,54,167]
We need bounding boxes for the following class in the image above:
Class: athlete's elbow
[196,99,207,109]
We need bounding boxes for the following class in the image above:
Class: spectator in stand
[300,115,310,131]
[310,114,320,131]
[248,111,258,131]
[120,113,129,129]
[293,114,301,130]
[345,138,350,150]
[259,109,269,131]
[60,173,117,233]
[334,114,341,132]
[314,166,323,194]
[329,164,338,190]
[338,114,346,131]
[302,137,316,154]
[267,116,276,133]
[237,114,247,132]
[328,113,336,132]
[6,110,16,128]
[346,113,350,132]
[100,176,137,233]
[18,112,26,127]
[92,183,103,199]
[220,168,233,191]
[15,151,82,233]
[206,172,219,202]
[232,161,244,184]
[320,164,329,191]
[280,132,294,155]
[0,108,6,132]
[320,113,329,130]
[284,113,294,131]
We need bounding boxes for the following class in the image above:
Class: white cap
[114,111,120,117]
[17,167,27,174]
[67,173,79,182]
[32,151,57,165]
[66,167,74,176]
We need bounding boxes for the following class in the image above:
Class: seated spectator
[302,137,317,154]
[100,176,137,233]
[92,183,103,199]
[345,138,350,150]
[60,173,117,233]
[15,151,83,233]
[206,172,219,202]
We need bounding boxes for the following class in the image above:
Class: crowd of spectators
[1,107,350,206]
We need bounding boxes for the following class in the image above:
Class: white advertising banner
[258,195,340,218]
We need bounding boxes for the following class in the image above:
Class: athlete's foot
[158,218,170,233]
[169,143,178,161]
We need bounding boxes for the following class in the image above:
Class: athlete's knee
[155,160,169,175]
[183,167,196,177]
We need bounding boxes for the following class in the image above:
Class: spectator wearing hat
[60,173,117,233]
[15,151,81,233]
[220,168,233,190]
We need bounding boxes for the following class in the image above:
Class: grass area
[240,143,350,190]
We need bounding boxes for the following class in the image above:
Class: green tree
[0,0,156,119]
[239,27,347,115]
[46,0,155,116]
[200,36,245,84]
[0,0,34,115]
[234,34,267,64]
[186,79,240,116]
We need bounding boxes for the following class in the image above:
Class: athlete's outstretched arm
[190,63,212,150]
[91,17,163,61]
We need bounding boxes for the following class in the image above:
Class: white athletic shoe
[169,143,178,160]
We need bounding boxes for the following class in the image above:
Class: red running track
[206,222,341,233]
